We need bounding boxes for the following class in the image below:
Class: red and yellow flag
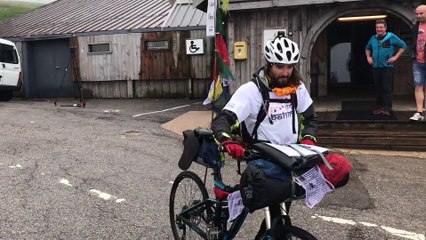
[204,0,234,110]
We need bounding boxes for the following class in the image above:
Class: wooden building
[0,0,212,99]
[196,0,417,98]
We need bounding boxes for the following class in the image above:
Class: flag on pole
[203,0,234,110]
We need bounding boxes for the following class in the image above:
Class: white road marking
[90,189,112,200]
[58,179,125,204]
[104,109,120,113]
[360,222,378,227]
[132,105,190,118]
[311,215,356,225]
[381,226,425,240]
[89,189,126,203]
[60,179,73,187]
[9,164,23,169]
[312,214,425,240]
[132,101,203,118]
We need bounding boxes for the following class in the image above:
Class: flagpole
[206,0,217,122]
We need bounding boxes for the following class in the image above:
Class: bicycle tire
[273,225,318,240]
[169,171,210,240]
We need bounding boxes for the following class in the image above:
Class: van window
[0,43,19,64]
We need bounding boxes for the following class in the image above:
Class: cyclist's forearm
[300,104,318,141]
[212,110,238,142]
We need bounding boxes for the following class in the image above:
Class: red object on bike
[318,153,352,188]
[221,140,244,159]
[300,139,315,145]
[213,186,230,200]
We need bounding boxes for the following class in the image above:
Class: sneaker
[372,108,384,115]
[409,112,424,121]
[381,109,390,116]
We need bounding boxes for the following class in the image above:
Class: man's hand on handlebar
[221,140,245,159]
[300,139,315,145]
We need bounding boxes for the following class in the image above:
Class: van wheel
[0,91,14,101]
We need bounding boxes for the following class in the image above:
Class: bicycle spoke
[170,171,210,240]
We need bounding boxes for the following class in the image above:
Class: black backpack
[241,72,298,145]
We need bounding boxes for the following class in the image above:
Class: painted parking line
[312,214,425,240]
[59,178,125,203]
[132,101,203,118]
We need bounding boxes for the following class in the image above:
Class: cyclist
[211,34,319,238]
[211,34,318,156]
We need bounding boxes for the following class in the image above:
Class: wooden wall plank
[78,33,141,82]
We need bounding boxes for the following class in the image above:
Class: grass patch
[0,2,41,21]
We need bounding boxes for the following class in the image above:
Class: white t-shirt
[223,81,313,145]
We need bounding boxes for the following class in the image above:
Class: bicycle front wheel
[273,225,318,240]
[169,171,210,240]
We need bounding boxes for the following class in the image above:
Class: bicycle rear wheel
[273,225,318,240]
[169,171,210,240]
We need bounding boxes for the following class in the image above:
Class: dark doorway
[327,20,374,96]
[25,39,73,98]
[326,15,411,98]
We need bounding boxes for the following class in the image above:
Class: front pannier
[239,143,352,212]
[240,159,305,212]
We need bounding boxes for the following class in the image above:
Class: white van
[0,38,22,101]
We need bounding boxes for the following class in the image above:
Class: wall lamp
[337,15,387,22]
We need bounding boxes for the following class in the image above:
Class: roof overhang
[227,0,364,11]
[192,0,207,12]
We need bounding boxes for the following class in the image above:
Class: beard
[269,75,290,88]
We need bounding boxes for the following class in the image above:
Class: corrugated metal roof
[162,0,206,30]
[0,0,172,40]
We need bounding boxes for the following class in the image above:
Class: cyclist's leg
[254,204,283,240]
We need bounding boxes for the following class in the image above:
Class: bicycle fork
[263,202,288,229]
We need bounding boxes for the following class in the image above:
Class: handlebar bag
[178,130,200,170]
[179,129,221,170]
[240,159,304,212]
[251,143,328,171]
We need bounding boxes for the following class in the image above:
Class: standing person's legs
[382,68,394,113]
[372,68,384,114]
[415,86,424,112]
[410,62,426,120]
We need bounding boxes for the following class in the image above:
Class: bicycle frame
[173,129,328,239]
[175,163,295,240]
[175,166,250,239]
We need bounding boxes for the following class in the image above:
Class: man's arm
[211,109,239,142]
[365,37,374,65]
[300,104,319,143]
[365,49,374,65]
[387,47,405,64]
[387,35,407,63]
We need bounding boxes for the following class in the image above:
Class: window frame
[87,42,112,55]
[145,40,170,51]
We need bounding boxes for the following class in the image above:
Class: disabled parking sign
[186,39,204,55]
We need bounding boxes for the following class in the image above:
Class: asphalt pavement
[0,98,424,240]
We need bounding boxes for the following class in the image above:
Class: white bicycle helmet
[264,36,300,64]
